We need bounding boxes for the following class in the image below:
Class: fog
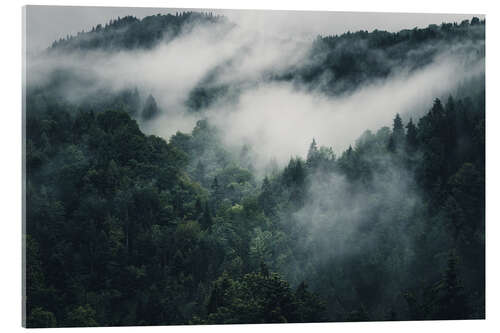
[27,12,485,173]
[285,160,424,290]
[205,51,483,168]
[24,9,485,319]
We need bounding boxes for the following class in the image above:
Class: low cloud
[27,13,484,172]
[199,46,484,169]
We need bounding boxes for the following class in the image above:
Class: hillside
[50,12,226,51]
[25,11,485,327]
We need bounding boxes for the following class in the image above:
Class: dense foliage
[188,17,485,110]
[291,17,485,94]
[50,12,226,51]
[25,13,485,327]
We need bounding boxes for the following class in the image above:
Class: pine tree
[405,118,418,153]
[142,94,159,120]
[210,177,222,211]
[445,95,458,172]
[306,138,319,168]
[200,202,213,229]
[258,176,275,216]
[434,252,469,319]
[389,113,405,151]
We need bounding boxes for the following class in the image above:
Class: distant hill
[49,11,226,51]
[187,17,485,110]
[40,13,485,115]
[281,17,485,93]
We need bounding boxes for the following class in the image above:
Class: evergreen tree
[25,13,484,326]
[306,138,319,169]
[200,202,213,230]
[388,113,405,152]
[258,176,275,216]
[142,94,159,120]
[434,253,470,319]
[405,118,418,153]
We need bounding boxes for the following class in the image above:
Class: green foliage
[25,89,484,325]
[142,94,160,120]
[65,304,99,327]
[27,307,57,328]
[50,12,226,51]
[196,271,325,324]
[404,253,472,320]
[25,14,484,327]
[286,18,485,95]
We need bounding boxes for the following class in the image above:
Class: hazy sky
[24,5,483,53]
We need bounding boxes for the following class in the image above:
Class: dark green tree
[405,118,418,153]
[142,94,159,120]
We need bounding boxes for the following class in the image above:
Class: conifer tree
[405,118,418,152]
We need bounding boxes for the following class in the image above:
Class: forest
[24,11,485,327]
